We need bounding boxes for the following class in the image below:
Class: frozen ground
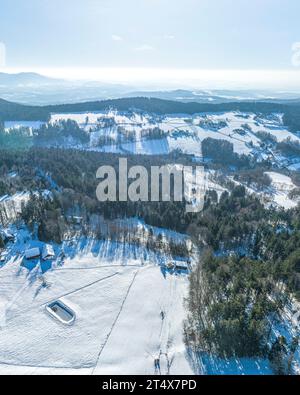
[49,110,300,159]
[199,354,272,375]
[231,171,299,210]
[288,162,300,171]
[0,192,31,225]
[0,239,192,375]
[0,221,194,375]
[264,172,299,209]
[4,121,45,131]
[0,191,52,225]
[5,110,299,167]
[0,224,281,376]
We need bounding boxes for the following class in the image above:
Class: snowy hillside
[230,171,300,210]
[0,223,289,376]
[4,109,299,165]
[265,172,299,209]
[0,191,52,226]
[48,110,300,160]
[0,223,193,375]
[4,121,44,132]
[0,192,32,227]
[1,107,300,376]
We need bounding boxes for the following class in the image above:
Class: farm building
[67,216,83,225]
[174,260,190,272]
[0,251,8,263]
[164,260,190,272]
[42,244,55,261]
[24,248,40,260]
[166,262,175,270]
[0,229,15,243]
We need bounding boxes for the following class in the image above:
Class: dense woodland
[1,147,300,290]
[184,252,299,375]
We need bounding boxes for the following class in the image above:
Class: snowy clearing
[4,121,45,131]
[264,172,299,209]
[0,252,192,374]
[0,191,52,225]
[231,172,299,210]
[0,223,279,376]
[49,110,300,158]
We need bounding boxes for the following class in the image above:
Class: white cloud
[0,42,6,68]
[112,35,123,41]
[134,44,155,52]
[292,42,300,67]
[164,34,175,40]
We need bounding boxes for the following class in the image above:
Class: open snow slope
[0,263,192,375]
[6,110,299,162]
[0,225,277,376]
[0,192,31,224]
[230,171,299,210]
[4,121,44,132]
[0,223,193,375]
[264,172,299,209]
[48,110,300,158]
[93,266,192,375]
[0,191,52,226]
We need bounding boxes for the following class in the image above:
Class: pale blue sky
[1,0,300,89]
[0,0,299,69]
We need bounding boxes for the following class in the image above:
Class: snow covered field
[264,172,299,209]
[50,110,300,158]
[0,191,52,226]
[4,121,45,131]
[230,171,300,210]
[0,224,280,376]
[4,110,299,162]
[0,192,31,224]
[0,231,192,375]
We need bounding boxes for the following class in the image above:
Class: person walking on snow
[154,358,160,371]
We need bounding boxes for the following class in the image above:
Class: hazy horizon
[1,67,300,92]
[1,0,300,91]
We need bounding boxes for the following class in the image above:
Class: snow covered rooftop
[24,247,40,260]
[42,244,55,260]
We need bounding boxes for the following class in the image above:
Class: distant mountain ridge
[0,95,295,118]
[127,89,300,105]
[1,72,300,105]
[0,72,62,87]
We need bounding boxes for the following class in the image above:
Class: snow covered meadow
[4,121,44,132]
[0,223,194,375]
[49,110,300,159]
[5,109,300,166]
[2,217,300,375]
